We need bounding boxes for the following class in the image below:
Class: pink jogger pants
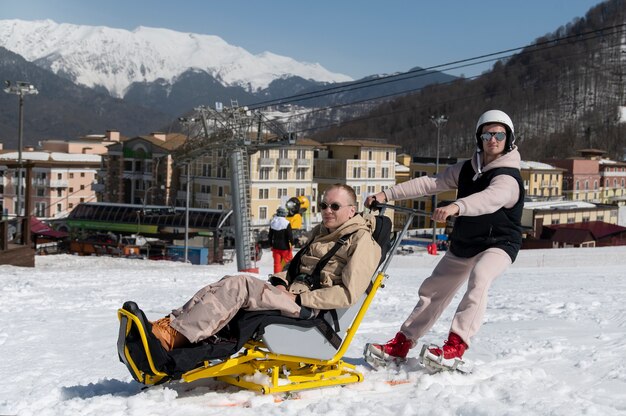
[400,247,511,347]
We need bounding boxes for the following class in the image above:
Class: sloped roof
[544,221,626,240]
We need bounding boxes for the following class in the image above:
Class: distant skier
[364,109,524,371]
[269,206,294,273]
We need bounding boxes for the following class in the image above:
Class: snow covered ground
[1,246,626,415]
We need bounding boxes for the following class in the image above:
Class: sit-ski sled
[117,204,426,394]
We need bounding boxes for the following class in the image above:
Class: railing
[49,180,69,188]
[277,158,292,168]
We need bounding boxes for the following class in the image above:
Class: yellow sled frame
[117,271,385,394]
[117,205,422,394]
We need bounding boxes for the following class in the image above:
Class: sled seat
[118,207,421,393]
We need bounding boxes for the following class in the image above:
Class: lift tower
[173,102,295,272]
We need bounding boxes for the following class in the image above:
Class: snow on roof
[395,162,410,172]
[524,200,596,210]
[520,160,559,170]
[0,151,101,162]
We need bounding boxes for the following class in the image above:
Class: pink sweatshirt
[384,148,521,217]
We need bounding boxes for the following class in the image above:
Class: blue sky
[2,0,604,79]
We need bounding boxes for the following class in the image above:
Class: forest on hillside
[309,0,626,162]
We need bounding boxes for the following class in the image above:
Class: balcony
[277,158,293,168]
[49,180,69,188]
[295,158,311,168]
[196,192,211,204]
[258,158,275,168]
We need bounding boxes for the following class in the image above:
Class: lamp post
[429,114,448,246]
[4,81,38,217]
[178,117,197,263]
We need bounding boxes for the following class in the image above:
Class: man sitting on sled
[150,184,382,351]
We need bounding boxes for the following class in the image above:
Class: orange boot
[150,316,189,351]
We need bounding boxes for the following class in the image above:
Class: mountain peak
[0,19,352,98]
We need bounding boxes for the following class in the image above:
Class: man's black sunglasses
[318,202,352,211]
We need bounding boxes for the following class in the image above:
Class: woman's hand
[364,192,387,208]
[432,203,460,223]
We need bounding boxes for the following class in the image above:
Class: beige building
[179,138,320,230]
[519,161,564,201]
[0,150,101,219]
[522,200,619,239]
[102,132,185,206]
[314,139,398,213]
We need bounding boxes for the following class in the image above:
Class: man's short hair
[325,183,357,206]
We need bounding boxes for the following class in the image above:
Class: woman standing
[365,110,524,369]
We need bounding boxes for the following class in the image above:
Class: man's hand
[432,203,460,223]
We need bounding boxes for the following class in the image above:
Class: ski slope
[1,246,625,415]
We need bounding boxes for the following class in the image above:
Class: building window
[296,188,305,197]
[259,207,267,220]
[278,188,288,198]
[368,167,375,178]
[367,186,375,194]
[35,202,46,217]
[57,203,62,213]
[80,185,85,190]
[218,186,224,197]
[368,150,373,160]
[353,186,361,196]
[353,167,360,178]
[260,149,269,158]
[279,149,288,159]
[382,167,389,178]
[278,168,288,180]
[258,189,269,199]
[259,168,270,180]
[57,189,62,197]
[296,168,306,180]
[69,187,74,193]
[594,180,598,190]
[57,173,62,180]
[69,203,73,209]
[297,149,306,159]
[385,151,390,161]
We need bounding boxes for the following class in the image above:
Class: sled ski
[362,342,406,369]
[418,344,472,374]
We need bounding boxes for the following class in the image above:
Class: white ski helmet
[475,110,515,153]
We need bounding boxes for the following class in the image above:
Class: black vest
[449,160,525,262]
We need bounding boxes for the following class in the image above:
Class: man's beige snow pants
[169,275,301,343]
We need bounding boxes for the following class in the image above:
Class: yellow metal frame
[117,271,385,394]
[117,308,169,385]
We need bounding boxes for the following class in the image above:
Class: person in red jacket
[268,206,294,273]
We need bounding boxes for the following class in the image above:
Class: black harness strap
[309,231,357,289]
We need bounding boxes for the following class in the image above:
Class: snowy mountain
[0,19,353,98]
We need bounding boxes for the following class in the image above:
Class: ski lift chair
[117,205,423,394]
